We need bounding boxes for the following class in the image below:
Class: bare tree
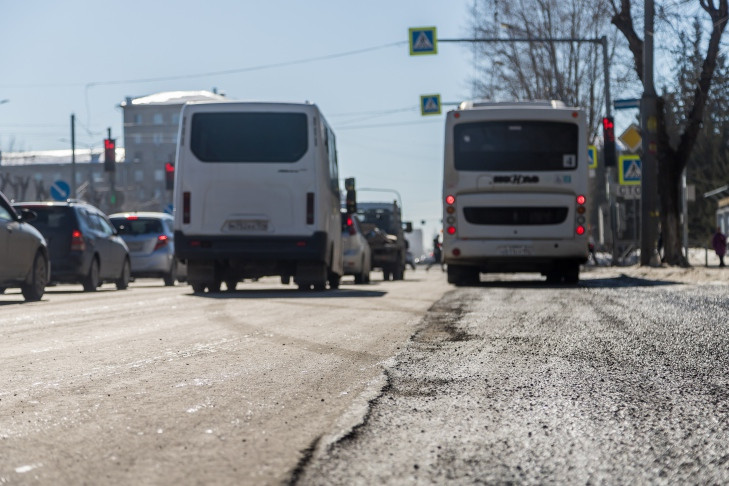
[610,0,728,266]
[469,0,617,139]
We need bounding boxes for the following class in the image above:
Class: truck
[355,200,412,281]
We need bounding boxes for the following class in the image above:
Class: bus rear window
[190,112,308,163]
[454,121,578,171]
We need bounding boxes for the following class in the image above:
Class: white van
[173,101,343,292]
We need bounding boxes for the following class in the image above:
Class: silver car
[109,212,186,286]
[0,191,50,301]
[341,211,371,284]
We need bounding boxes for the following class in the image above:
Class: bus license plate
[497,245,533,256]
[223,219,268,232]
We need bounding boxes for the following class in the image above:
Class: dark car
[109,211,187,286]
[0,191,50,301]
[14,200,130,292]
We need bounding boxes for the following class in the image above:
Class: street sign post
[409,27,438,55]
[587,145,597,169]
[50,180,71,201]
[618,155,642,185]
[420,94,441,115]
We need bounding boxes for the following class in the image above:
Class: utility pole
[640,0,661,266]
[70,114,76,199]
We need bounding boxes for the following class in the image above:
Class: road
[2,266,728,484]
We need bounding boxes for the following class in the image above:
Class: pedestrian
[426,236,443,271]
[712,226,726,267]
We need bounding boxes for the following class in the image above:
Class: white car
[341,211,371,284]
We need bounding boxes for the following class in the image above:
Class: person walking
[426,236,443,271]
[712,226,726,267]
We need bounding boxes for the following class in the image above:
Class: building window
[133,114,142,125]
[153,113,164,125]
[153,133,163,145]
[134,170,144,182]
[133,134,143,145]
[171,113,180,125]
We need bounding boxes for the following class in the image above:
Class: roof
[121,90,228,107]
[0,148,124,166]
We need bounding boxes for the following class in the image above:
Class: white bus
[442,100,589,285]
[173,101,343,292]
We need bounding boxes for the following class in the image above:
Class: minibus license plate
[224,219,268,232]
[497,245,532,256]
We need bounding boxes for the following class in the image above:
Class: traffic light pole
[640,0,661,266]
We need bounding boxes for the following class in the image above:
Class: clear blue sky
[0,0,477,245]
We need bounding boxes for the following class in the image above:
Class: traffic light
[165,162,175,190]
[104,138,116,172]
[602,116,616,167]
[344,177,356,214]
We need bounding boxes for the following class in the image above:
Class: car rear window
[190,112,308,163]
[21,207,73,230]
[111,218,165,235]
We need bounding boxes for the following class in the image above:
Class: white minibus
[442,100,589,285]
[173,101,342,292]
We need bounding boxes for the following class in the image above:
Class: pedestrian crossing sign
[420,94,441,115]
[618,154,642,185]
[587,145,597,169]
[409,27,438,55]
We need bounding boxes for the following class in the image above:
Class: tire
[298,283,311,291]
[163,260,177,287]
[448,265,479,286]
[393,264,405,281]
[225,279,237,291]
[328,272,340,290]
[82,258,100,292]
[116,258,131,290]
[21,252,48,302]
[383,270,392,281]
[208,280,221,293]
[191,282,206,294]
[563,263,580,284]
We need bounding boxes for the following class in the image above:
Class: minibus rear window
[454,121,578,171]
[190,112,308,163]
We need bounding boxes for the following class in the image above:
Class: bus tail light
[306,192,315,224]
[183,191,191,224]
[575,194,587,236]
[445,195,457,236]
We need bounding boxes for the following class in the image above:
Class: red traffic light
[104,138,116,172]
[165,162,175,190]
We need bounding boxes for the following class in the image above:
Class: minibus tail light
[183,192,191,224]
[306,193,315,224]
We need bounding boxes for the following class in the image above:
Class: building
[120,90,227,210]
[0,89,227,213]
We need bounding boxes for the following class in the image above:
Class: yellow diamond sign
[619,124,642,152]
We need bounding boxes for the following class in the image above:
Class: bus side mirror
[403,222,413,233]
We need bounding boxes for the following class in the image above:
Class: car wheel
[116,258,131,290]
[163,260,177,287]
[225,279,237,291]
[191,282,206,294]
[82,258,100,292]
[208,280,221,292]
[21,252,48,302]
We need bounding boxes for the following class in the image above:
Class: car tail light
[183,192,191,224]
[154,234,169,251]
[127,215,139,221]
[306,192,314,225]
[71,229,85,251]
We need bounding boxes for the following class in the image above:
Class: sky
[0,0,480,245]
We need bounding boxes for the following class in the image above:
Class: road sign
[614,98,640,110]
[50,180,71,201]
[164,204,174,215]
[617,184,642,199]
[618,155,642,185]
[420,94,441,115]
[587,145,597,169]
[619,124,642,152]
[409,27,437,55]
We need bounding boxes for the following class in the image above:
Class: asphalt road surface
[2,266,728,485]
